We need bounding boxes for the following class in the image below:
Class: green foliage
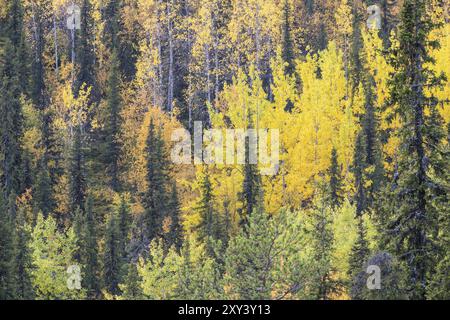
[102,209,123,296]
[143,119,170,241]
[69,127,86,215]
[224,208,307,299]
[29,213,85,299]
[103,51,122,191]
[195,166,220,256]
[119,263,143,300]
[328,148,344,208]
[74,196,99,298]
[382,0,448,299]
[138,236,222,300]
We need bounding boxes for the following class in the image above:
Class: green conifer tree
[328,147,344,209]
[383,0,448,299]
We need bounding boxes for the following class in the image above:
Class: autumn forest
[0,0,449,300]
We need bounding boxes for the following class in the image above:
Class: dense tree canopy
[0,0,448,300]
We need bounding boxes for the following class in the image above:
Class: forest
[0,0,449,300]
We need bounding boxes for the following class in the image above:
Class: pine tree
[327,147,344,208]
[383,0,448,299]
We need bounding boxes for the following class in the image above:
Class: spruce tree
[103,210,122,296]
[103,50,122,192]
[353,132,366,215]
[143,119,170,242]
[0,195,15,299]
[2,0,28,90]
[69,126,86,215]
[327,147,344,209]
[33,158,53,217]
[348,215,370,300]
[195,166,219,256]
[34,109,61,216]
[240,112,262,226]
[282,0,295,76]
[117,196,131,259]
[224,208,273,299]
[84,196,99,297]
[166,182,183,251]
[120,263,143,299]
[310,201,338,300]
[361,78,384,208]
[74,0,97,96]
[73,196,99,298]
[383,0,448,299]
[13,205,34,299]
[0,38,24,199]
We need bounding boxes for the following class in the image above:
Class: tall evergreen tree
[348,214,370,299]
[73,196,99,298]
[327,147,344,208]
[383,0,448,299]
[103,210,122,296]
[120,263,143,299]
[353,132,366,215]
[195,166,219,255]
[0,38,25,198]
[166,182,183,251]
[282,0,295,76]
[12,204,34,299]
[361,78,384,207]
[0,195,15,299]
[143,119,170,242]
[69,126,86,215]
[224,208,273,299]
[103,51,122,192]
[74,0,97,96]
[310,200,338,299]
[2,0,28,90]
[33,158,53,217]
[117,196,131,259]
[240,112,262,225]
